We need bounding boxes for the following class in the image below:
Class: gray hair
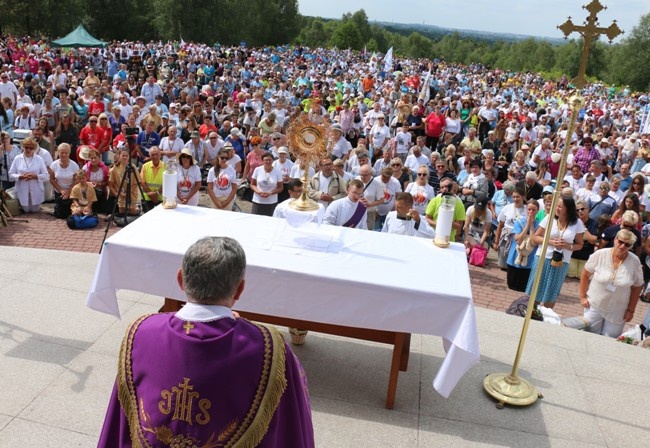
[502,181,516,194]
[617,228,637,246]
[181,237,246,305]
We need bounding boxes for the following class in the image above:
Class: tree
[86,0,156,41]
[350,9,371,43]
[0,0,85,37]
[329,21,363,50]
[609,13,650,91]
[407,32,432,59]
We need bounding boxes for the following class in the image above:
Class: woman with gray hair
[579,229,644,338]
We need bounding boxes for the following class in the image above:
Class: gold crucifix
[484,0,624,409]
[183,321,195,334]
[557,0,623,88]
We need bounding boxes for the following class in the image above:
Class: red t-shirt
[425,112,445,137]
[88,100,105,116]
[79,125,103,149]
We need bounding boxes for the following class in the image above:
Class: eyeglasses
[391,163,401,167]
[616,239,633,248]
[417,173,428,177]
[219,156,228,160]
[273,137,281,140]
[577,207,586,212]
[210,137,217,139]
[100,118,107,120]
[599,186,609,190]
[24,146,36,150]
[89,120,98,123]
[321,163,333,167]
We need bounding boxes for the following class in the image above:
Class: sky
[297,0,647,42]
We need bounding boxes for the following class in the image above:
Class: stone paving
[1,197,648,328]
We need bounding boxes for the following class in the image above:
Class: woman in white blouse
[49,143,79,218]
[579,229,643,337]
[8,137,49,212]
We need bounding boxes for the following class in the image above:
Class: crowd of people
[1,35,650,337]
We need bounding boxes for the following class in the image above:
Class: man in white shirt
[140,76,163,106]
[356,164,385,230]
[382,192,435,238]
[203,131,224,166]
[394,127,412,161]
[405,142,429,173]
[322,179,368,230]
[375,166,403,231]
[0,72,18,105]
[159,126,184,164]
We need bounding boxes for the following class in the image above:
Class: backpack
[506,295,543,320]
[66,214,99,230]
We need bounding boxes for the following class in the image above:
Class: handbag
[468,244,488,267]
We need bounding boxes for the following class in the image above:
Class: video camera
[125,127,138,142]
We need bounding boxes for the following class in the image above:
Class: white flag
[419,70,431,104]
[369,52,379,71]
[383,47,393,73]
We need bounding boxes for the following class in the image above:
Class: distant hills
[374,21,569,45]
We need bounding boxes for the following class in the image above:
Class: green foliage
[609,13,650,91]
[86,0,157,42]
[2,3,650,93]
[330,21,363,50]
[0,0,86,37]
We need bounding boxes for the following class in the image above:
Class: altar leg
[160,297,183,313]
[400,333,411,372]
[386,332,409,409]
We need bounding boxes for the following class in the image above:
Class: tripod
[100,161,148,252]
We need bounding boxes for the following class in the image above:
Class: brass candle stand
[483,0,622,408]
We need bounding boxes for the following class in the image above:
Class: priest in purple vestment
[98,236,315,447]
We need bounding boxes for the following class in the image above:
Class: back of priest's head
[181,237,247,305]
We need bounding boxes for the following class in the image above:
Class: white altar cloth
[86,205,479,397]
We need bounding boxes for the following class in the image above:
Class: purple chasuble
[98,313,314,447]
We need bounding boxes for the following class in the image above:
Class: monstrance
[286,114,332,211]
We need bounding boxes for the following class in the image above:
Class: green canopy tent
[51,25,107,48]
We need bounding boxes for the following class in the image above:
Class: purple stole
[342,202,367,228]
[98,314,314,447]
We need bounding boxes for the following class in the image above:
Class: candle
[162,171,177,209]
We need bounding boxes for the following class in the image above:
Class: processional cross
[557,0,623,88]
[483,0,624,409]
